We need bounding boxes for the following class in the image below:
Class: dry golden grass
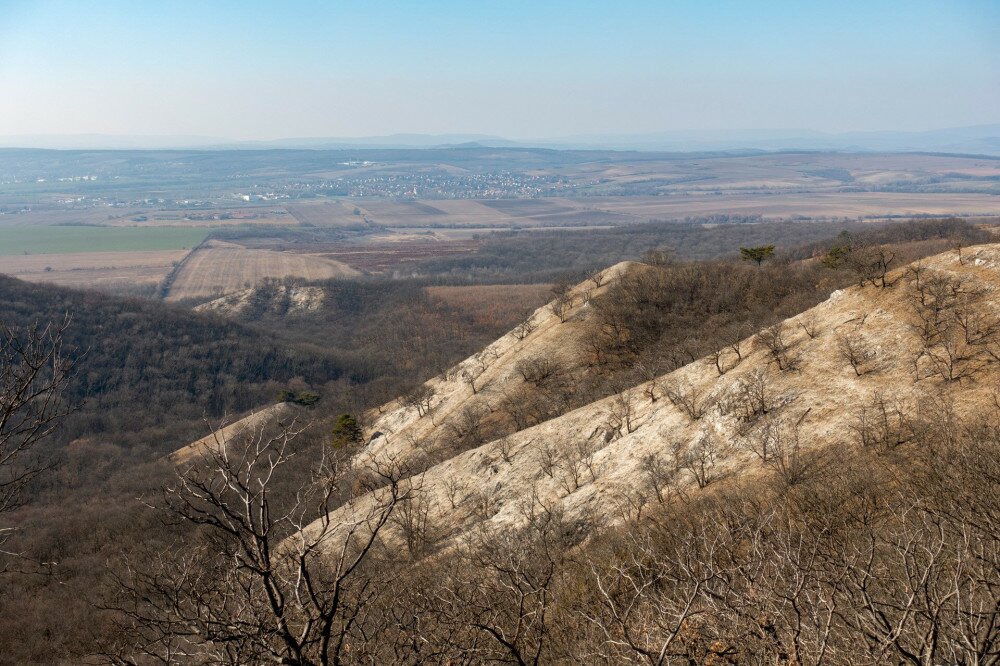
[311,246,1000,554]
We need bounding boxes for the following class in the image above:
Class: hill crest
[315,244,1000,551]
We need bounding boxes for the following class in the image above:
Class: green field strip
[0,226,212,255]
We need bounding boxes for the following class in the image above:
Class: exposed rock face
[194,284,325,317]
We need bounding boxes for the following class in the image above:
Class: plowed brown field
[0,249,187,290]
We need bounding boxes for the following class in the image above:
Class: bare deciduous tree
[461,353,491,394]
[640,453,677,505]
[393,485,438,559]
[497,435,516,464]
[635,364,662,402]
[759,323,801,371]
[741,410,820,485]
[403,384,435,417]
[515,357,560,386]
[557,440,598,493]
[662,379,712,420]
[850,392,916,452]
[707,346,731,376]
[836,332,879,376]
[443,475,464,510]
[607,391,638,436]
[799,313,820,339]
[1,317,75,559]
[846,243,897,289]
[673,433,726,489]
[446,405,488,451]
[587,269,607,288]
[497,389,537,431]
[512,317,537,341]
[551,294,574,323]
[722,368,776,428]
[539,440,559,479]
[105,419,416,665]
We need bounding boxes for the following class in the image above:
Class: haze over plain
[0,0,997,144]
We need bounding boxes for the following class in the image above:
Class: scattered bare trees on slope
[99,337,1000,665]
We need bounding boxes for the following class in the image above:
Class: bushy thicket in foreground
[97,392,1000,665]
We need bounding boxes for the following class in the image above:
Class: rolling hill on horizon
[3,123,1000,154]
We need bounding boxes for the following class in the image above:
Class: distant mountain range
[2,125,999,155]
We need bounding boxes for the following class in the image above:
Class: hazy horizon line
[3,122,1000,144]
[1,123,998,155]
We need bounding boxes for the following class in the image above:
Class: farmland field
[582,191,1000,221]
[164,240,359,301]
[0,249,187,290]
[312,239,480,272]
[1,149,997,298]
[0,207,297,229]
[478,199,577,216]
[286,201,370,227]
[0,225,209,255]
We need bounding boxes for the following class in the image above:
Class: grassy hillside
[278,241,1000,664]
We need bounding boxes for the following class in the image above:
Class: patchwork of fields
[584,191,1000,221]
[0,226,208,293]
[288,198,641,228]
[1,150,996,300]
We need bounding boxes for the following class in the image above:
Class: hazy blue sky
[0,0,997,139]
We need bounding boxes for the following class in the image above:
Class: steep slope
[358,261,641,471]
[168,403,296,465]
[319,244,1000,551]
